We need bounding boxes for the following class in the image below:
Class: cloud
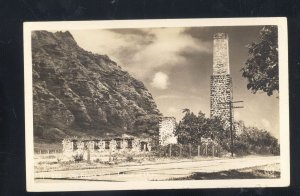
[150,72,169,89]
[71,27,211,80]
[107,29,156,45]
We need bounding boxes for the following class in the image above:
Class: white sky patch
[261,118,271,130]
[157,94,204,101]
[151,72,169,89]
[157,94,183,99]
[165,107,182,123]
[167,107,177,114]
[234,111,241,120]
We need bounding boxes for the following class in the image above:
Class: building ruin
[159,117,177,146]
[62,134,152,161]
[210,33,233,128]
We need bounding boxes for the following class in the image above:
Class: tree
[176,110,225,146]
[241,26,278,96]
[208,117,230,150]
[176,111,198,145]
[233,122,280,156]
[182,108,190,115]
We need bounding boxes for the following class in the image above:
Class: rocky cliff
[32,31,162,142]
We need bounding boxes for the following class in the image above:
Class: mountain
[32,31,162,142]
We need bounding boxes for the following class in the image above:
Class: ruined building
[210,33,233,127]
[62,134,152,161]
[159,117,177,146]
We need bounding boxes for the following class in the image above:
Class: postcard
[24,17,289,191]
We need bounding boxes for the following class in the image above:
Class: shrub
[234,126,280,156]
[72,153,83,162]
[94,158,100,163]
[126,155,134,162]
[233,140,250,156]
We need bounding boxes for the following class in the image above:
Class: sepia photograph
[24,18,289,191]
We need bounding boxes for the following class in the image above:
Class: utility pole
[218,100,243,157]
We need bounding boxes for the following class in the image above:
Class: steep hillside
[32,31,162,142]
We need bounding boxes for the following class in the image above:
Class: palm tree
[182,108,190,114]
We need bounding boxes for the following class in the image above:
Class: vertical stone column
[210,33,233,128]
[159,117,177,146]
[213,33,230,75]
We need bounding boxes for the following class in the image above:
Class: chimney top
[213,33,228,39]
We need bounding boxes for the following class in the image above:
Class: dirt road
[35,156,280,182]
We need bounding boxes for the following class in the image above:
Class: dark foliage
[153,143,223,157]
[242,26,278,96]
[176,110,280,156]
[72,153,83,162]
[234,123,280,156]
[175,110,229,150]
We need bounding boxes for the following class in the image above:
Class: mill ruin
[62,134,152,161]
[159,117,177,146]
[210,33,233,127]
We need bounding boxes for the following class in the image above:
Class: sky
[69,26,279,139]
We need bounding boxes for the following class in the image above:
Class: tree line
[175,109,279,156]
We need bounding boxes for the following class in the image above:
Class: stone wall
[159,117,177,146]
[210,75,233,126]
[62,136,152,161]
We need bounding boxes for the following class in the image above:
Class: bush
[94,158,101,163]
[126,155,134,162]
[72,153,83,162]
[234,126,280,156]
[271,144,280,155]
[153,143,223,157]
[152,145,169,157]
[233,140,250,156]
